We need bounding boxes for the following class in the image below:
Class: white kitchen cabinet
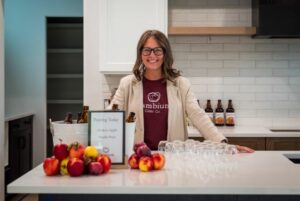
[98,0,168,74]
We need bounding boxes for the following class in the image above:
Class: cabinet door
[227,137,266,150]
[97,0,168,73]
[266,138,300,150]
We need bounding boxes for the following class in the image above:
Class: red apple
[138,156,153,172]
[136,145,151,158]
[67,158,84,177]
[152,153,165,170]
[68,142,85,159]
[134,142,147,154]
[128,153,139,169]
[43,157,60,176]
[88,161,103,175]
[96,154,111,173]
[53,140,68,160]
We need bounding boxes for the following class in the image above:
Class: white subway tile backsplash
[102,1,300,127]
[257,109,288,118]
[208,52,239,60]
[189,77,223,85]
[224,44,255,52]
[255,77,289,85]
[255,93,289,101]
[207,68,239,76]
[239,85,272,93]
[289,44,300,52]
[191,60,222,69]
[240,52,273,60]
[240,68,273,77]
[256,61,288,69]
[175,36,208,44]
[289,60,300,68]
[224,60,255,68]
[224,77,255,85]
[255,44,289,52]
[289,78,300,84]
[209,36,240,44]
[191,44,223,52]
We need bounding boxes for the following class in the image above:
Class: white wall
[86,0,300,128]
[0,0,5,200]
[84,0,104,110]
[5,0,82,166]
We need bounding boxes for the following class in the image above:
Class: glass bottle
[77,112,82,123]
[112,104,119,111]
[214,100,225,126]
[126,112,136,123]
[78,105,89,123]
[205,100,214,123]
[64,112,73,124]
[225,99,235,126]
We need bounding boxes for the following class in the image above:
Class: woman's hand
[236,145,255,153]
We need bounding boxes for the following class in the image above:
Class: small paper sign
[88,111,125,165]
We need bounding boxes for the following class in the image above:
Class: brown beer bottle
[76,112,82,123]
[78,105,89,123]
[64,112,73,124]
[225,99,235,126]
[215,100,225,126]
[112,104,119,111]
[126,112,136,123]
[205,100,214,123]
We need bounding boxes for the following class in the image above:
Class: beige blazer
[111,75,226,144]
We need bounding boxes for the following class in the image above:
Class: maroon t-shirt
[143,77,168,150]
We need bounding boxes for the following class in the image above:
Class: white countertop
[7,151,300,195]
[5,112,34,121]
[188,126,300,138]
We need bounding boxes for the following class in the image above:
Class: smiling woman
[110,30,254,153]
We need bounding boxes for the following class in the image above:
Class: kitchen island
[7,151,300,201]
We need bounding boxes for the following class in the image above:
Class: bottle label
[226,113,235,125]
[206,112,214,122]
[215,112,224,125]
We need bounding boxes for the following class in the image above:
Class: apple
[136,145,151,158]
[96,154,111,173]
[53,140,68,160]
[60,158,69,175]
[68,142,85,159]
[138,156,153,172]
[152,153,165,170]
[133,142,147,154]
[88,162,103,175]
[43,157,60,176]
[128,153,139,169]
[84,146,98,159]
[67,158,84,177]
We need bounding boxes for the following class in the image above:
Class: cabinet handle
[18,136,26,149]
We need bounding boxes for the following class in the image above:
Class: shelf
[47,74,83,79]
[47,100,83,104]
[168,26,257,36]
[48,23,83,28]
[47,49,83,53]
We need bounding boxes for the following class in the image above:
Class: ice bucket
[50,120,88,146]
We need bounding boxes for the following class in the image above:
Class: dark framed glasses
[142,47,164,56]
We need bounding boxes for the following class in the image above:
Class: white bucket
[50,120,88,146]
[125,122,136,156]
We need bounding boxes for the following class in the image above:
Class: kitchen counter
[188,126,300,138]
[7,151,300,196]
[5,112,34,121]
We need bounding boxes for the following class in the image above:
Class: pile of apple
[128,142,165,172]
[43,141,111,177]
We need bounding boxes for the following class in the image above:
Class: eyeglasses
[142,47,164,56]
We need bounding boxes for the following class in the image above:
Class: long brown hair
[132,30,181,81]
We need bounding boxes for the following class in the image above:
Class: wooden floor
[9,194,38,201]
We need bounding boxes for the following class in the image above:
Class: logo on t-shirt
[148,92,160,103]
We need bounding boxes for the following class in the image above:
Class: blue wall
[5,0,83,165]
